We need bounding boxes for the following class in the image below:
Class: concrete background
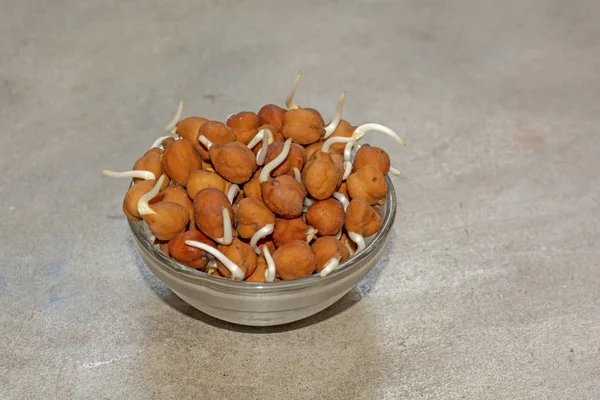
[1,0,599,398]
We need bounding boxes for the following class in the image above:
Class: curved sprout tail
[352,123,406,147]
[247,128,273,166]
[332,192,350,211]
[185,240,245,280]
[335,230,343,240]
[321,136,356,153]
[165,100,184,133]
[102,169,156,181]
[285,71,302,110]
[259,138,292,183]
[323,91,346,138]
[292,168,302,183]
[343,141,356,162]
[263,246,276,282]
[227,184,240,204]
[137,174,166,216]
[151,135,172,149]
[214,208,233,245]
[306,227,318,243]
[342,161,352,180]
[319,256,342,277]
[348,232,366,254]
[250,224,275,255]
[198,135,213,150]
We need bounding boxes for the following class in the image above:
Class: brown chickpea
[346,164,387,205]
[209,142,257,184]
[258,104,286,132]
[227,111,260,145]
[161,184,194,225]
[141,202,190,241]
[345,198,382,237]
[272,217,314,248]
[260,175,306,219]
[122,179,161,220]
[187,169,230,199]
[162,139,202,187]
[310,236,348,273]
[169,230,215,269]
[193,188,234,241]
[236,198,276,239]
[217,238,257,279]
[306,198,345,236]
[301,151,339,200]
[176,116,209,146]
[243,170,262,200]
[132,148,163,184]
[272,240,316,280]
[353,144,391,175]
[245,256,267,282]
[197,121,236,161]
[282,108,325,145]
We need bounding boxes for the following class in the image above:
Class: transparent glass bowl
[128,177,396,326]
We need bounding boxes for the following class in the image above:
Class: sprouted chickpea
[136,175,190,240]
[185,239,245,280]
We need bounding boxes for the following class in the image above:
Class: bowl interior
[128,175,397,293]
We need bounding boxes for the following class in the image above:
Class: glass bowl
[128,176,397,326]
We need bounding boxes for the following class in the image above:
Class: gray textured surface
[1,0,599,398]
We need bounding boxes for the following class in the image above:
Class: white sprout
[136,175,166,216]
[342,161,352,180]
[102,169,156,181]
[198,134,213,150]
[151,135,172,149]
[332,192,349,211]
[250,224,275,255]
[348,232,366,254]
[185,240,245,281]
[306,227,318,243]
[321,136,356,153]
[285,71,302,110]
[319,256,342,277]
[165,100,184,133]
[323,91,346,138]
[227,184,240,204]
[343,141,356,161]
[263,246,276,282]
[335,230,343,240]
[352,123,406,147]
[247,128,273,166]
[341,140,357,180]
[292,167,302,183]
[389,166,402,175]
[343,237,355,257]
[214,208,233,245]
[302,205,309,213]
[303,197,315,207]
[259,138,292,183]
[206,259,218,273]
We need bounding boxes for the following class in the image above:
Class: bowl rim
[128,175,396,293]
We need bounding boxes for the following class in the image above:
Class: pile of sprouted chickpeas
[103,73,405,281]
